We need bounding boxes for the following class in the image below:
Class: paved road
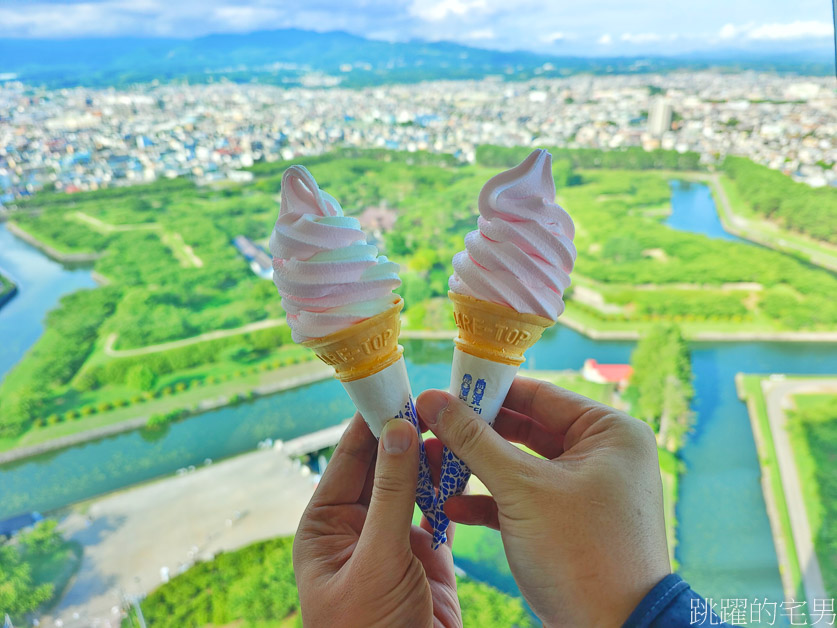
[40,445,318,628]
[761,376,837,604]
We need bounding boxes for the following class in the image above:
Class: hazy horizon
[0,0,833,58]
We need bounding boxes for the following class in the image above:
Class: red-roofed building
[582,359,633,389]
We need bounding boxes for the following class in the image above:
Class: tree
[0,543,53,621]
[629,324,693,450]
[126,364,156,391]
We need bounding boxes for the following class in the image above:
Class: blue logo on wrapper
[431,374,488,549]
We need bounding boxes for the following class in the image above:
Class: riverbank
[4,221,101,263]
[737,373,803,600]
[0,271,17,310]
[708,173,837,273]
[0,360,334,463]
[737,374,836,604]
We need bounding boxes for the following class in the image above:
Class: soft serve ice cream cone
[432,149,576,547]
[269,165,435,525]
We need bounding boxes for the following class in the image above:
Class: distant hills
[0,28,832,89]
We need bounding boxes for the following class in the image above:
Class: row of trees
[629,325,694,452]
[476,145,702,171]
[723,156,837,244]
[124,536,534,628]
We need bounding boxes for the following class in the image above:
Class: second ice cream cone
[449,291,554,365]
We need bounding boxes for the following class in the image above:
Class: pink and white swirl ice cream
[269,165,437,530]
[432,149,577,549]
[269,165,401,343]
[449,148,576,319]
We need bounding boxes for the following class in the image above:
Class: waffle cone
[449,291,554,366]
[302,297,404,382]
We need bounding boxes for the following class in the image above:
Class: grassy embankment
[738,374,805,599]
[786,391,837,596]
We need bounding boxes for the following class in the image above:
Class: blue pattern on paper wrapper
[396,396,436,529]
[431,374,487,549]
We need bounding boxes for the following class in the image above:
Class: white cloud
[212,6,284,31]
[542,31,565,43]
[717,20,832,42]
[718,23,738,39]
[408,0,488,22]
[464,28,495,40]
[597,33,612,45]
[620,32,664,44]
[748,20,833,40]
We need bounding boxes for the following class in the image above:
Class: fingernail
[418,390,449,428]
[382,419,412,454]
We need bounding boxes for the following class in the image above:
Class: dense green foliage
[125,536,533,628]
[477,145,702,171]
[723,156,837,244]
[0,520,77,623]
[788,396,837,595]
[0,287,121,436]
[629,325,693,450]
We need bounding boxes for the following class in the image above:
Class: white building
[648,97,673,137]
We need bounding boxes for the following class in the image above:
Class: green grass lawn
[739,374,804,598]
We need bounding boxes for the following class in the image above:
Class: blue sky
[0,0,833,55]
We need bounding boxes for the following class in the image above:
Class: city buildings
[1,71,834,203]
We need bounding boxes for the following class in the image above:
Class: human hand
[416,377,671,627]
[293,413,461,628]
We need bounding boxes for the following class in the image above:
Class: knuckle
[373,468,409,499]
[450,412,485,452]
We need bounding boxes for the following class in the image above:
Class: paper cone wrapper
[300,298,435,526]
[432,292,554,548]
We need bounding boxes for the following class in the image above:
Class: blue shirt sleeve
[622,573,733,627]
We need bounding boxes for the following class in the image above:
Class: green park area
[2,146,835,456]
[738,375,837,598]
[122,536,535,628]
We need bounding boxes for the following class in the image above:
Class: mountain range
[1,28,832,89]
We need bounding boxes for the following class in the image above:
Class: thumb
[416,389,527,495]
[357,418,418,555]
